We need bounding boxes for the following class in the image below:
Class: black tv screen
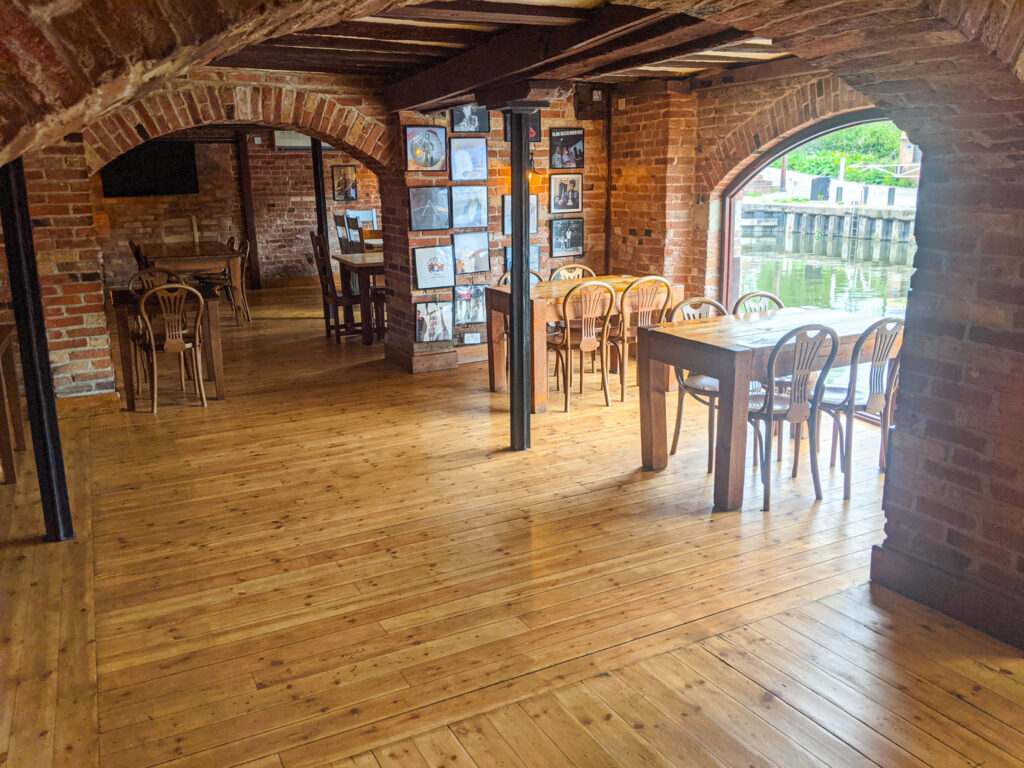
[100,141,200,198]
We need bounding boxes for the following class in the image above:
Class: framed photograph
[504,245,541,271]
[550,173,583,214]
[453,231,491,274]
[332,165,358,201]
[406,126,447,172]
[415,301,453,342]
[414,245,455,290]
[409,186,450,231]
[550,128,584,169]
[450,105,490,134]
[503,111,541,143]
[502,194,538,235]
[455,285,488,325]
[450,185,489,229]
[551,217,584,258]
[450,137,488,181]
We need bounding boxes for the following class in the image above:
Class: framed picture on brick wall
[503,111,541,143]
[332,165,358,201]
[450,137,488,181]
[550,128,584,169]
[450,105,490,134]
[414,245,455,290]
[551,217,584,258]
[550,173,582,214]
[504,245,541,272]
[405,126,447,172]
[415,301,453,342]
[409,186,450,231]
[502,194,538,234]
[455,285,487,325]
[453,231,490,274]
[451,185,489,229]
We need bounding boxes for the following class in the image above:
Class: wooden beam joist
[301,20,493,46]
[210,47,411,76]
[268,33,455,56]
[380,1,587,26]
[581,28,752,78]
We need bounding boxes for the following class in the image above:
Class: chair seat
[821,363,876,407]
[683,373,719,393]
[748,392,793,413]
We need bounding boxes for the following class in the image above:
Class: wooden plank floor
[1,283,1020,768]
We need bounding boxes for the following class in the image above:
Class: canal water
[735,231,916,318]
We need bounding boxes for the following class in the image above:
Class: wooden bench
[0,324,27,484]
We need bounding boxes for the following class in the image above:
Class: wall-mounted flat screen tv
[100,141,200,198]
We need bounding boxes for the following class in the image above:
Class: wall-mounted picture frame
[504,245,541,271]
[550,173,583,214]
[414,245,455,290]
[551,217,584,258]
[332,165,358,201]
[409,186,451,231]
[503,111,541,143]
[450,137,488,181]
[453,231,490,274]
[450,105,490,134]
[405,126,447,172]
[415,301,453,342]
[455,285,488,325]
[451,185,489,229]
[549,128,584,169]
[502,194,538,234]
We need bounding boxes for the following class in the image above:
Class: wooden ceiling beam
[581,28,752,78]
[300,20,493,46]
[268,33,455,56]
[210,47,412,76]
[380,1,587,26]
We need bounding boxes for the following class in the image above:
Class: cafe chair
[748,324,838,511]
[732,291,784,314]
[137,284,208,414]
[127,269,185,392]
[818,317,903,499]
[667,297,729,470]
[550,264,596,280]
[127,239,149,271]
[498,269,544,285]
[548,280,615,412]
[198,240,251,324]
[607,276,674,401]
[310,232,384,344]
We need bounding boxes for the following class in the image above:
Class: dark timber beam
[311,139,329,247]
[235,131,262,290]
[211,48,410,77]
[582,28,752,79]
[382,1,586,26]
[301,21,492,46]
[0,157,74,542]
[385,5,667,111]
[266,34,454,57]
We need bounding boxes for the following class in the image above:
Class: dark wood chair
[197,240,252,324]
[309,231,381,344]
[128,239,148,271]
[0,325,26,485]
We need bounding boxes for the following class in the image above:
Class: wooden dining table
[0,324,26,484]
[637,306,900,512]
[486,275,684,413]
[331,251,385,345]
[143,241,245,323]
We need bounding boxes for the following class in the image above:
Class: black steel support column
[311,138,329,246]
[0,157,74,541]
[505,109,532,450]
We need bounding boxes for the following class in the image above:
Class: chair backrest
[138,284,204,355]
[333,212,351,254]
[128,239,148,270]
[498,269,544,286]
[309,231,337,300]
[758,324,839,423]
[550,264,596,281]
[561,280,616,353]
[345,208,378,229]
[732,291,784,314]
[668,297,728,322]
[841,317,904,413]
[345,215,366,254]
[226,236,236,250]
[235,239,251,282]
[619,276,674,338]
[128,268,183,297]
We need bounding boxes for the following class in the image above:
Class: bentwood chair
[550,264,596,280]
[749,324,838,511]
[607,276,674,401]
[498,269,544,285]
[667,297,729,470]
[198,240,251,324]
[819,317,903,499]
[547,280,615,412]
[732,291,784,314]
[137,284,207,414]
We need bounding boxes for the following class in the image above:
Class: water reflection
[735,232,915,318]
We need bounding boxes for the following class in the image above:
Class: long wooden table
[486,275,683,413]
[0,324,26,484]
[638,307,897,511]
[111,285,226,411]
[332,251,385,345]
[143,241,245,324]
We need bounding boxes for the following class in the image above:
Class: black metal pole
[311,138,329,247]
[0,157,74,541]
[506,109,532,450]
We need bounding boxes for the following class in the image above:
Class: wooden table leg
[202,297,226,400]
[486,294,507,393]
[714,350,752,511]
[339,264,356,330]
[114,306,137,411]
[639,328,669,470]
[1,342,25,450]
[530,298,547,414]
[230,255,244,324]
[0,346,16,484]
[358,269,374,346]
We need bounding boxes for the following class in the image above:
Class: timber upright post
[0,157,74,541]
[311,138,330,246]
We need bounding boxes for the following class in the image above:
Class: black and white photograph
[450,137,488,181]
[503,111,541,142]
[450,105,490,134]
[451,185,489,229]
[415,301,453,342]
[409,186,451,231]
[551,217,584,258]
[502,194,538,234]
[405,126,447,172]
[453,231,490,274]
[455,285,487,325]
[550,173,583,214]
[504,244,541,271]
[414,245,455,290]
[550,128,584,168]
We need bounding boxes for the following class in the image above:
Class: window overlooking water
[726,120,919,317]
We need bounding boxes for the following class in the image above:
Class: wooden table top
[142,241,237,259]
[333,252,384,269]
[489,274,655,301]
